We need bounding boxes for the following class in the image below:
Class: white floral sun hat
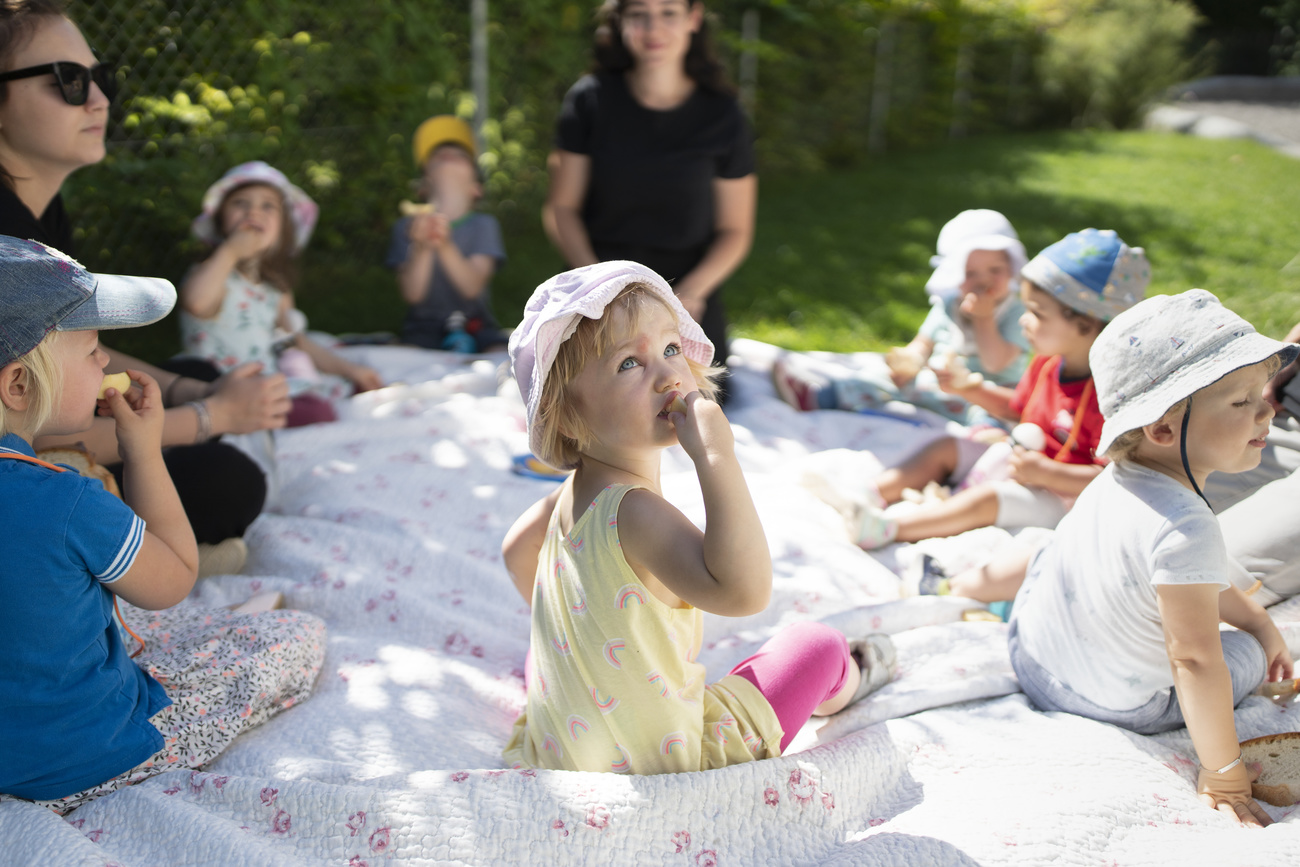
[191,161,319,254]
[1090,288,1299,456]
[1020,228,1149,322]
[509,261,714,466]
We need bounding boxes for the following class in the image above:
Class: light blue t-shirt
[0,434,166,801]
[917,293,1030,386]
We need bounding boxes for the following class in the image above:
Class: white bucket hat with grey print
[1020,228,1150,322]
[509,261,714,465]
[1090,288,1299,456]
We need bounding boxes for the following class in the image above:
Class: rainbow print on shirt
[714,712,736,744]
[661,732,688,756]
[646,669,669,697]
[611,743,631,773]
[603,639,625,669]
[615,584,646,609]
[590,686,620,714]
[542,732,564,759]
[567,714,590,741]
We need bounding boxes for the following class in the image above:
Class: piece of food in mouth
[398,199,436,217]
[97,372,131,399]
[667,395,688,414]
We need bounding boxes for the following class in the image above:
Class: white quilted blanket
[4,339,1299,866]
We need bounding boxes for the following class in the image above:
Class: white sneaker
[848,634,898,703]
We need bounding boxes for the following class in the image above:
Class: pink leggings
[729,621,853,752]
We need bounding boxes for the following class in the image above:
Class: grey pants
[1205,415,1300,607]
[1008,616,1266,735]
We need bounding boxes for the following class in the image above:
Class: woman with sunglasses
[542,0,755,403]
[0,0,290,575]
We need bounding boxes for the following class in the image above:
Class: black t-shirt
[556,73,754,266]
[0,184,74,254]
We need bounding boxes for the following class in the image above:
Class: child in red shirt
[843,229,1149,550]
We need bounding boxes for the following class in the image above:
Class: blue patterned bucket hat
[1090,289,1299,455]
[1020,228,1149,322]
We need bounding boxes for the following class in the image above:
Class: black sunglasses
[0,61,118,106]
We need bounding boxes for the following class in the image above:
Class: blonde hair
[1105,355,1284,462]
[0,331,63,438]
[533,283,721,469]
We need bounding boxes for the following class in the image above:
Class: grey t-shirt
[386,211,506,350]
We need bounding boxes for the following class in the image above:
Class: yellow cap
[412,115,477,166]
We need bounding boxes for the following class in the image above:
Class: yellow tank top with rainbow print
[503,483,783,774]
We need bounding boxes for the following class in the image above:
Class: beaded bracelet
[1202,753,1243,775]
[187,400,212,444]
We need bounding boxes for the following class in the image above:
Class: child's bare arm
[1157,583,1272,827]
[619,394,772,617]
[1219,584,1294,682]
[1008,451,1103,496]
[99,371,198,610]
[279,295,382,391]
[502,486,564,605]
[944,380,1019,420]
[180,238,256,319]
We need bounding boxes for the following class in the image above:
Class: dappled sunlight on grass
[733,130,1300,350]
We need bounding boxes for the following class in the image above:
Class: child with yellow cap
[387,116,508,353]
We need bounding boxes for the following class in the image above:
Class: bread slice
[1240,731,1300,807]
[36,444,121,499]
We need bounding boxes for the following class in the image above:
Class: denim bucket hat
[0,236,176,366]
[509,261,714,466]
[1090,288,1299,456]
[1021,228,1150,322]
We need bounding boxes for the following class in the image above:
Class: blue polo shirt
[0,434,168,801]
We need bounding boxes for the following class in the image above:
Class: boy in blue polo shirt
[0,236,324,814]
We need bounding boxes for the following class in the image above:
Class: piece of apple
[97,372,131,399]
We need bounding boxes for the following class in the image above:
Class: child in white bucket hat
[1008,289,1297,827]
[501,261,897,774]
[772,209,1031,424]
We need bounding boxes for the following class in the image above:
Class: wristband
[1202,754,1243,775]
[187,400,213,444]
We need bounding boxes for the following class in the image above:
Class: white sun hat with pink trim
[191,161,319,254]
[509,261,714,463]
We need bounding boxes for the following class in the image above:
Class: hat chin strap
[1179,397,1210,507]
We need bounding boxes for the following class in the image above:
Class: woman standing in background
[543,0,755,401]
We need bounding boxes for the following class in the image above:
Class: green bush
[1034,0,1205,129]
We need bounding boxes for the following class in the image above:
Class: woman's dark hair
[0,0,69,189]
[216,182,300,293]
[592,0,735,96]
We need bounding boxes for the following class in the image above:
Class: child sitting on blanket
[1008,289,1295,827]
[387,115,508,353]
[500,261,897,773]
[833,229,1149,549]
[0,237,325,815]
[181,161,383,427]
[772,209,1031,424]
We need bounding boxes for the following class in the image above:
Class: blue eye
[619,357,638,371]
[664,343,681,357]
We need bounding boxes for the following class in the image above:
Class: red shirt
[1008,355,1105,465]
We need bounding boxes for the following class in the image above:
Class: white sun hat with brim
[925,209,1027,299]
[509,261,714,466]
[0,236,176,367]
[1090,288,1300,456]
[191,161,319,254]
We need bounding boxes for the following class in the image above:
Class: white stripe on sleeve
[97,514,146,584]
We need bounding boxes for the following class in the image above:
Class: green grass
[727,130,1300,350]
[109,129,1300,364]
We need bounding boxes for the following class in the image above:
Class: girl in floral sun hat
[179,162,382,426]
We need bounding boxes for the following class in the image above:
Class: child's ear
[0,362,30,412]
[1144,416,1179,447]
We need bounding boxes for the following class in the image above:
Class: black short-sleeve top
[556,73,754,256]
[0,184,74,254]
